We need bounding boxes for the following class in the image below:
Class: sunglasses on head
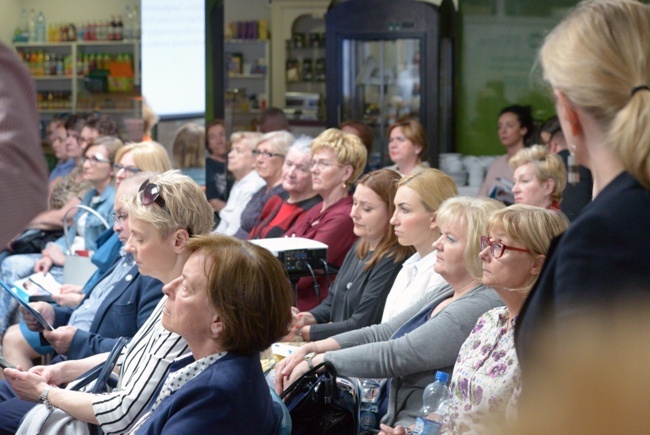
[139,178,166,208]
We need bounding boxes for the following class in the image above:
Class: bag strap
[91,337,129,394]
[62,205,111,254]
[279,361,337,401]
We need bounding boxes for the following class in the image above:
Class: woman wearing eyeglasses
[510,145,567,211]
[3,171,215,435]
[233,131,294,239]
[214,132,266,236]
[114,141,172,188]
[0,137,121,337]
[276,197,504,430]
[284,128,368,310]
[247,136,321,239]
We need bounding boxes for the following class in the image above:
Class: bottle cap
[434,371,449,383]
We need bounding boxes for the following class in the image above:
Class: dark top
[205,157,229,202]
[516,171,650,376]
[309,242,405,341]
[247,191,321,239]
[134,353,281,435]
[234,183,286,239]
[285,196,358,310]
[557,149,593,221]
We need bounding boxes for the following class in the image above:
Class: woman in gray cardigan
[275,197,505,428]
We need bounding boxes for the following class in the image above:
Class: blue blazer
[135,353,281,435]
[516,171,650,372]
[53,262,163,360]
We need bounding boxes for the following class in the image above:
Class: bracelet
[404,427,413,435]
[39,387,54,410]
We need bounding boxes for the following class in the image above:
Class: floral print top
[443,306,520,434]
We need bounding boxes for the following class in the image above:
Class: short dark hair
[185,234,293,355]
[85,114,119,137]
[259,107,289,133]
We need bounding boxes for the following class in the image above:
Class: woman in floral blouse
[443,205,568,434]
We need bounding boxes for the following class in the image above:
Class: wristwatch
[304,351,317,370]
[39,386,54,410]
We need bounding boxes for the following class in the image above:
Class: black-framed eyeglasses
[114,163,141,175]
[480,236,531,259]
[111,212,128,225]
[81,153,112,166]
[252,149,284,159]
[139,178,166,209]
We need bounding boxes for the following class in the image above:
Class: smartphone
[0,357,16,370]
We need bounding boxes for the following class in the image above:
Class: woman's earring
[568,144,580,184]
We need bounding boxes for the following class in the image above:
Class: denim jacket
[54,185,115,253]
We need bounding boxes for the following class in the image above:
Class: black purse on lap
[280,361,359,435]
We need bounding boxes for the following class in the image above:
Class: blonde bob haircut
[185,234,293,355]
[509,145,567,203]
[230,131,263,151]
[123,170,214,239]
[398,168,459,213]
[257,130,295,157]
[436,197,505,280]
[539,0,650,189]
[114,141,172,173]
[486,204,569,293]
[311,128,368,187]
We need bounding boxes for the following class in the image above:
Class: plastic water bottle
[28,9,36,42]
[359,378,382,431]
[412,371,451,435]
[36,11,46,42]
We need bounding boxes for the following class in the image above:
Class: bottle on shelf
[412,371,451,435]
[132,6,141,39]
[36,11,46,43]
[19,8,29,42]
[28,9,36,42]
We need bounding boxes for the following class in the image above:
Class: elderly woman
[382,168,459,322]
[510,145,567,211]
[385,119,429,176]
[290,169,412,342]
[214,132,265,236]
[276,197,504,428]
[126,234,292,433]
[248,136,320,239]
[2,171,214,435]
[432,205,568,435]
[285,128,368,310]
[234,130,294,239]
[114,141,172,187]
[516,0,650,370]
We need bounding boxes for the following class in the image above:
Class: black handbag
[9,229,64,254]
[280,361,359,435]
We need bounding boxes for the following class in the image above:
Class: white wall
[1,0,139,44]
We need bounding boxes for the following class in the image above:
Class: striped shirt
[92,296,189,434]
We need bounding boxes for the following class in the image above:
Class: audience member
[385,119,429,176]
[541,115,593,221]
[0,41,49,247]
[128,234,292,434]
[341,120,374,172]
[258,107,290,133]
[285,128,367,310]
[113,141,172,188]
[478,105,534,204]
[247,136,320,239]
[289,169,412,342]
[205,119,230,213]
[213,132,265,235]
[46,117,74,189]
[509,145,566,211]
[516,0,650,378]
[1,174,162,373]
[382,168,459,322]
[234,131,293,239]
[2,171,214,434]
[172,122,206,186]
[276,197,504,428]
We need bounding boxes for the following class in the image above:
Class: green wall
[456,0,578,155]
